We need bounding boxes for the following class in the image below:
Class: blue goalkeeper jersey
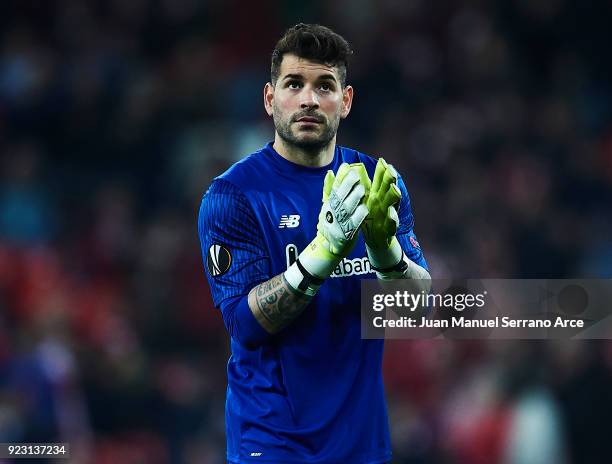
[198,142,427,464]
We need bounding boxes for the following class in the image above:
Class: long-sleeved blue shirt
[198,142,427,464]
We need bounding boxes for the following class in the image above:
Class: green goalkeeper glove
[362,158,431,288]
[361,158,404,270]
[284,163,369,295]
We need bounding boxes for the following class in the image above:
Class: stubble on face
[272,100,341,154]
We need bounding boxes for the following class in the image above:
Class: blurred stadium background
[1,0,611,463]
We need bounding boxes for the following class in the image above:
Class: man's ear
[340,85,353,119]
[264,82,274,116]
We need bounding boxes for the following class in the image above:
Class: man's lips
[296,117,322,123]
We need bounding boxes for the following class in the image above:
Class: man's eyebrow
[318,74,338,82]
[282,73,338,83]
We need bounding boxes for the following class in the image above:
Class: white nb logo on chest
[278,214,300,228]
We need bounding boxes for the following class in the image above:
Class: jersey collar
[262,141,340,175]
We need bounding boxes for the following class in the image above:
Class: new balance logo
[279,214,300,228]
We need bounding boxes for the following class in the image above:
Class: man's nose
[300,88,319,109]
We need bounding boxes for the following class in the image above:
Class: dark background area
[0,0,611,462]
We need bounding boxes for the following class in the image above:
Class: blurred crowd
[1,0,611,463]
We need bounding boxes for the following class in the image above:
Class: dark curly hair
[271,23,353,87]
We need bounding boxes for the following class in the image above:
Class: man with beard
[198,23,430,463]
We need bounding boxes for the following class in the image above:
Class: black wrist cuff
[370,253,409,274]
[295,258,325,292]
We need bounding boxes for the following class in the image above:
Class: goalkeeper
[198,23,429,464]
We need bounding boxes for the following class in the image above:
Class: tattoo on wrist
[249,274,312,333]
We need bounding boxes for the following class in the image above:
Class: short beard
[273,108,340,155]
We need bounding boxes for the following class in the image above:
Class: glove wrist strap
[284,259,325,297]
[368,241,431,283]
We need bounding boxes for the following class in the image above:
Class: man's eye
[287,81,301,89]
[319,83,332,91]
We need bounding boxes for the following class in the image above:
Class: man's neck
[273,134,336,168]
